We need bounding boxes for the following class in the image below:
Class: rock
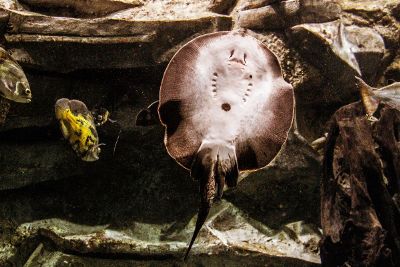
[8,202,320,262]
[226,130,322,229]
[1,1,232,72]
[208,0,237,14]
[237,0,341,30]
[21,245,319,267]
[1,199,321,266]
[385,52,400,82]
[290,20,385,87]
[246,31,322,92]
[393,2,400,21]
[345,25,386,80]
[19,0,143,18]
[339,0,400,49]
[289,20,386,140]
[0,9,8,35]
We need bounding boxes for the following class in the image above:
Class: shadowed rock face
[19,0,143,18]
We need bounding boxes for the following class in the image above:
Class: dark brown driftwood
[321,101,400,267]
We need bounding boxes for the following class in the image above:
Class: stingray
[158,30,294,259]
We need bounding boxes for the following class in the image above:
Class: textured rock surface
[1,0,232,72]
[0,0,399,266]
[290,21,385,86]
[237,0,341,30]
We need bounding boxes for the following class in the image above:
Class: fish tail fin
[185,142,239,260]
[135,101,159,126]
[355,76,379,116]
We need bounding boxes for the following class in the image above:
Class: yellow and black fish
[55,98,102,162]
[0,47,31,103]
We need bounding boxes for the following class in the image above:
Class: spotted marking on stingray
[211,72,218,98]
[242,78,254,103]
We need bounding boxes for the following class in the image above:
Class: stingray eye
[229,49,234,58]
[243,53,247,64]
[25,88,31,95]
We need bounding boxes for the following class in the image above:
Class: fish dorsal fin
[135,100,160,126]
[355,76,379,117]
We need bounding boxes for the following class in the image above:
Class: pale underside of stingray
[158,30,294,259]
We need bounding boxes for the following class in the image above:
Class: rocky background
[0,0,398,266]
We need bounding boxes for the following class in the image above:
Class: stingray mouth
[228,58,246,67]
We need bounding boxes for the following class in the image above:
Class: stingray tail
[183,194,211,261]
[355,76,379,117]
[185,142,239,260]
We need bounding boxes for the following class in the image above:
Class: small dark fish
[55,98,102,162]
[0,47,31,103]
[356,77,400,118]
[91,107,115,126]
[135,101,159,126]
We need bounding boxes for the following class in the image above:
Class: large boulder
[1,0,232,72]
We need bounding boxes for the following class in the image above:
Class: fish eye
[25,88,31,95]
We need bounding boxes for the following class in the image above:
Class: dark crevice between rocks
[2,65,165,122]
[17,0,142,19]
[0,123,60,143]
[20,3,100,18]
